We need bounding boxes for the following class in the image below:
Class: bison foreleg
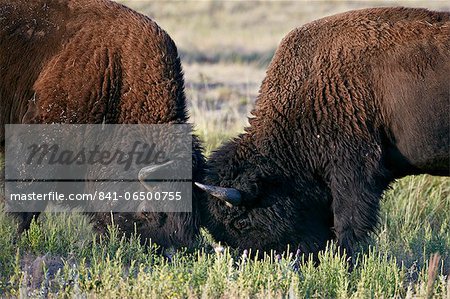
[329,160,391,257]
[16,212,41,233]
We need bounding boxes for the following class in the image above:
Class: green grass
[0,175,448,298]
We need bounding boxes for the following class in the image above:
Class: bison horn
[195,182,242,207]
[138,160,174,191]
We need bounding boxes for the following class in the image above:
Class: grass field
[1,1,450,298]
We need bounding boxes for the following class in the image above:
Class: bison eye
[233,218,250,230]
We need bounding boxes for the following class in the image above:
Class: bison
[196,7,449,257]
[0,0,204,249]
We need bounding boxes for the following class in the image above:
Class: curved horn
[139,160,174,191]
[195,182,242,207]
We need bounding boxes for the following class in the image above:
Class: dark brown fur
[200,7,449,257]
[0,0,204,249]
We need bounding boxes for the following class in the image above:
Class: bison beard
[198,7,450,258]
[0,0,204,250]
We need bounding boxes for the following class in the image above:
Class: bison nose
[194,182,242,207]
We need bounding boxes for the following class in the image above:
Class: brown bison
[0,0,204,249]
[196,7,450,257]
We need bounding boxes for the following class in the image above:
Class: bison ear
[195,182,242,207]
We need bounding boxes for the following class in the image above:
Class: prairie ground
[1,1,449,298]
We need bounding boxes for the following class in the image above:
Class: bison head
[196,140,335,256]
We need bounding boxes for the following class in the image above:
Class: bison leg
[1,147,39,234]
[1,97,45,234]
[16,212,41,233]
[328,146,392,257]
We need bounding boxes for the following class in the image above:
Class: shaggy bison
[196,7,449,257]
[0,0,204,249]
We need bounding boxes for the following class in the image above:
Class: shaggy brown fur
[199,7,449,257]
[0,0,204,249]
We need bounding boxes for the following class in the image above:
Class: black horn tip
[195,182,242,206]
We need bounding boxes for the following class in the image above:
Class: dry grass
[120,0,450,64]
